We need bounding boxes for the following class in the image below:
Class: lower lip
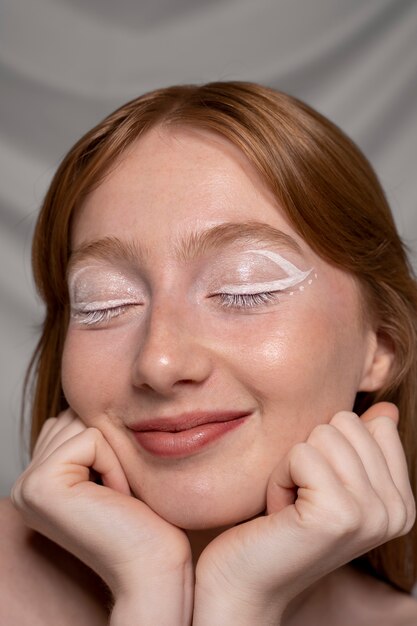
[131,416,249,458]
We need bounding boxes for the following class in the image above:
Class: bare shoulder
[302,564,417,626]
[378,585,417,625]
[391,591,417,625]
[339,564,417,626]
[0,497,110,625]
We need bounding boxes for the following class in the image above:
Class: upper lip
[129,410,252,433]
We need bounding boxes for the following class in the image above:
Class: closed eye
[71,303,138,326]
[215,291,281,309]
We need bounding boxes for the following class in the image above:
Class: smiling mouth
[129,410,253,457]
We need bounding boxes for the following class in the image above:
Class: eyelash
[72,305,129,326]
[216,290,281,309]
[72,289,283,327]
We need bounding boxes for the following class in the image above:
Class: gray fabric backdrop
[1,0,417,501]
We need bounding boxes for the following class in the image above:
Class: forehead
[69,127,364,323]
[72,126,306,254]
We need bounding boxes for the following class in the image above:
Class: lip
[129,410,252,458]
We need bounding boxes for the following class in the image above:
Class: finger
[328,412,410,535]
[305,421,375,495]
[34,415,86,463]
[39,427,131,496]
[362,417,415,531]
[332,411,404,493]
[33,409,78,458]
[285,420,406,542]
[267,428,370,514]
[33,417,58,457]
[360,405,409,487]
[266,477,297,514]
[359,401,399,425]
[336,404,409,506]
[358,402,413,519]
[267,441,353,524]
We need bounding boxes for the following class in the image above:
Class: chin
[141,491,266,530]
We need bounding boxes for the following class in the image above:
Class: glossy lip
[128,411,253,458]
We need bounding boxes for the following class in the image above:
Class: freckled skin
[62,127,376,530]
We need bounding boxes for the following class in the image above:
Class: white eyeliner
[218,249,313,294]
[72,298,136,312]
[74,299,134,311]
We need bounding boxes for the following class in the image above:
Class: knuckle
[387,491,409,534]
[374,490,414,539]
[326,494,390,543]
[321,495,362,536]
[401,496,416,536]
[19,474,39,506]
[307,423,336,446]
[329,411,358,430]
[18,468,50,511]
[329,411,363,436]
[366,497,390,539]
[289,441,311,463]
[334,499,362,534]
[10,479,23,509]
[44,416,58,426]
[38,417,58,435]
[84,426,103,441]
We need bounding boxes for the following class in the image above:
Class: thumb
[266,455,297,515]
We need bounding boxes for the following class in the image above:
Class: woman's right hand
[11,410,194,625]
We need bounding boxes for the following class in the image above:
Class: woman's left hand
[193,402,416,625]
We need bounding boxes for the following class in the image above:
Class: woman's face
[62,127,380,529]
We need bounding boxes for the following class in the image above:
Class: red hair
[25,81,417,591]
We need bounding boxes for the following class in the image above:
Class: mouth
[128,410,253,458]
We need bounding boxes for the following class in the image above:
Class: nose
[131,301,213,395]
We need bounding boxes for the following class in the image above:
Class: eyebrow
[68,221,304,273]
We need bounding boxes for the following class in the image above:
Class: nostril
[131,328,213,394]
[176,378,199,385]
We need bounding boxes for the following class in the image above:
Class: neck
[186,525,233,568]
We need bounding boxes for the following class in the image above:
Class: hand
[193,402,416,625]
[11,410,194,624]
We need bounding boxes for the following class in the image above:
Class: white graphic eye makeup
[215,249,315,309]
[68,265,144,326]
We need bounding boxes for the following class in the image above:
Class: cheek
[218,304,365,420]
[61,333,92,416]
[61,329,127,418]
